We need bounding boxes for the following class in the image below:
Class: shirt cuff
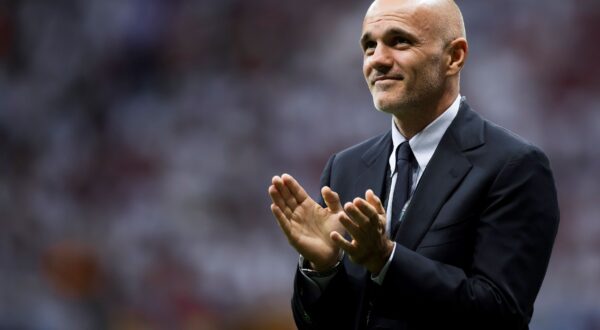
[371,242,396,285]
[298,253,343,292]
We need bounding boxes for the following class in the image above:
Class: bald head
[360,0,469,132]
[365,0,466,44]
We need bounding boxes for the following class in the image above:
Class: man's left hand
[331,189,394,275]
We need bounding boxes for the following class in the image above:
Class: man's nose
[366,44,393,72]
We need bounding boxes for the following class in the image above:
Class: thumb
[366,189,385,215]
[322,186,343,213]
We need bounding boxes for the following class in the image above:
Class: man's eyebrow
[360,32,372,46]
[387,27,414,39]
[360,27,416,46]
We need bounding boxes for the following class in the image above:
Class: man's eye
[363,41,376,52]
[393,37,409,45]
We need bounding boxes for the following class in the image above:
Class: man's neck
[393,90,459,139]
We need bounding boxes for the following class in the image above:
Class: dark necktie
[390,141,414,237]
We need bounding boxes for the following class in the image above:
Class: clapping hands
[269,174,394,274]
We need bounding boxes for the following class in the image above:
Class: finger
[331,231,356,254]
[344,200,370,228]
[339,214,361,239]
[282,174,309,204]
[271,203,292,238]
[269,185,292,217]
[273,175,298,210]
[366,189,386,215]
[354,198,379,225]
[322,186,343,213]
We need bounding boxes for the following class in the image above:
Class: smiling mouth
[372,76,403,84]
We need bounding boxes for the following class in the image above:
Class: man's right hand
[268,174,346,272]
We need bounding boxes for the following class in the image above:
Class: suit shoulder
[482,118,549,163]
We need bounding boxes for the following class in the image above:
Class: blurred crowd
[0,0,598,329]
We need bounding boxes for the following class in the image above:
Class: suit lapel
[353,132,392,202]
[395,102,485,250]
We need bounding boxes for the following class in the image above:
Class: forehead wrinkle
[362,11,429,41]
[365,0,465,42]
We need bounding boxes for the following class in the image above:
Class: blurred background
[0,0,599,329]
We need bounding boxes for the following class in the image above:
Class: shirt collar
[389,94,462,174]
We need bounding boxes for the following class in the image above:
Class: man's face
[361,0,448,114]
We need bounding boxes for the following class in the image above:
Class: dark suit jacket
[292,101,559,330]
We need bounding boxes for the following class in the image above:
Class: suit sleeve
[376,145,559,328]
[291,154,360,329]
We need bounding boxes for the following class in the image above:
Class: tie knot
[396,141,414,163]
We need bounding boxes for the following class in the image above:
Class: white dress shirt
[301,94,463,291]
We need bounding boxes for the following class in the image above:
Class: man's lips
[372,75,404,84]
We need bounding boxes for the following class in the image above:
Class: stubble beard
[371,68,445,119]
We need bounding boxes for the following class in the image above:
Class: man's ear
[446,38,468,76]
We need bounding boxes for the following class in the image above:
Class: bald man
[268,0,559,329]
